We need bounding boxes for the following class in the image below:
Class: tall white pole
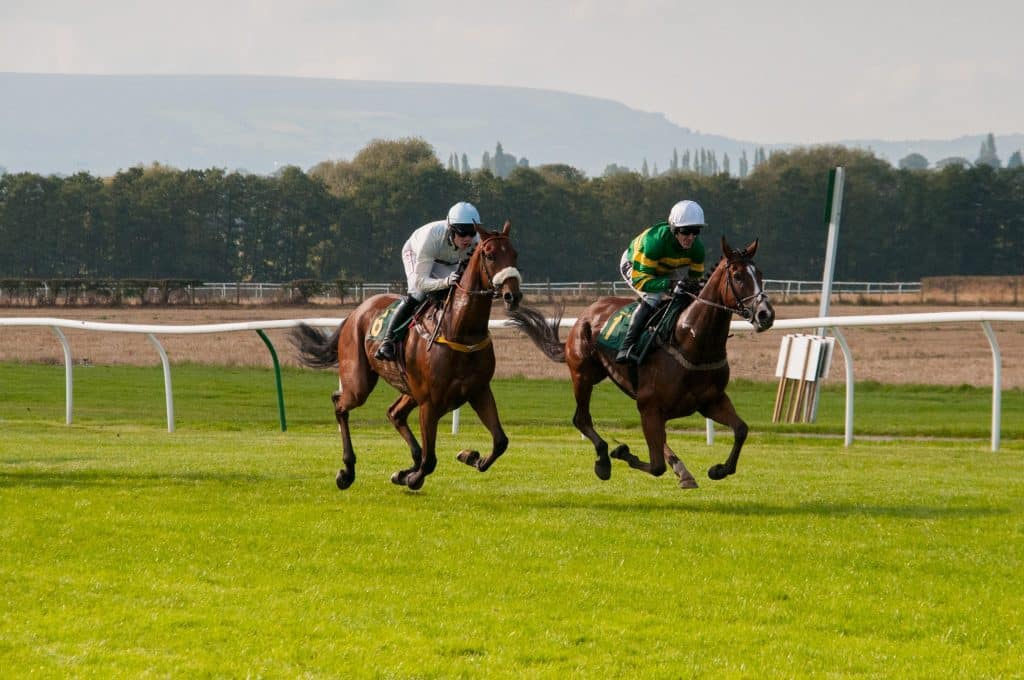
[812,167,845,421]
[818,167,845,331]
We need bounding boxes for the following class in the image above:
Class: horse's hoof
[594,460,612,481]
[457,449,481,466]
[707,464,731,481]
[390,470,409,486]
[336,469,354,490]
[678,476,699,489]
[609,444,630,460]
[405,472,425,491]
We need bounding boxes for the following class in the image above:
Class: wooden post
[788,345,814,423]
[773,335,793,423]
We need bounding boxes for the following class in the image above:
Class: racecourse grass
[2,363,1023,677]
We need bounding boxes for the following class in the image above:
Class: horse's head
[472,219,523,311]
[716,236,775,332]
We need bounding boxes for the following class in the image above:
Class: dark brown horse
[292,221,522,491]
[508,237,774,488]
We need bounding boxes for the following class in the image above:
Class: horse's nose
[756,306,775,330]
[504,290,522,309]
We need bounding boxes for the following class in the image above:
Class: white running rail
[2,311,1022,450]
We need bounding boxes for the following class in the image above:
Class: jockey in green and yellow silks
[616,200,707,364]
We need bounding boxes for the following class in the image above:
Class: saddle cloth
[595,299,687,361]
[367,299,429,342]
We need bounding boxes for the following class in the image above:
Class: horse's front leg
[700,392,748,480]
[403,403,439,491]
[387,394,422,486]
[609,405,669,479]
[456,385,508,472]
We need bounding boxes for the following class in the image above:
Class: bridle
[455,234,517,299]
[688,257,768,321]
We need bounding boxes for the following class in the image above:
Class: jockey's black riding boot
[615,302,655,364]
[374,295,417,361]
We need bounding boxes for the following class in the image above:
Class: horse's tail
[506,304,566,363]
[291,321,344,369]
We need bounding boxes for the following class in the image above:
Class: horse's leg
[663,442,699,489]
[331,358,379,491]
[404,403,439,491]
[700,393,748,480]
[386,393,422,486]
[609,405,668,478]
[330,392,357,489]
[456,385,508,472]
[571,372,613,481]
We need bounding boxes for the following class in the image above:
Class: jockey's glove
[674,278,702,296]
[445,271,461,287]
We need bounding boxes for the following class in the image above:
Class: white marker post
[811,167,845,420]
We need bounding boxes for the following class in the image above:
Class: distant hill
[2,73,1021,177]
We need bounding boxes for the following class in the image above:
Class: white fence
[196,280,923,302]
[0,279,928,306]
[1,310,1020,450]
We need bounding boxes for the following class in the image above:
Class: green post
[256,329,287,432]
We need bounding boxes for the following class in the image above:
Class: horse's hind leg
[663,442,699,489]
[457,385,508,472]
[387,394,422,486]
[700,393,748,480]
[332,370,379,491]
[332,390,358,490]
[571,373,612,480]
[609,405,670,479]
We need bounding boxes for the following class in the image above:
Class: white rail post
[981,321,1002,452]
[51,326,73,425]
[831,327,854,447]
[146,333,175,433]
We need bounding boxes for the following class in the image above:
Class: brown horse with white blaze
[292,221,522,491]
[508,237,774,488]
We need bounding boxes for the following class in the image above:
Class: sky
[2,0,1022,144]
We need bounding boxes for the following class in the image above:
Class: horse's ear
[721,236,735,259]
[502,218,511,235]
[744,239,759,258]
[474,224,487,239]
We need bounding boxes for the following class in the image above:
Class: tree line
[2,140,1023,286]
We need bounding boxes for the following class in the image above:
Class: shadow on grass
[511,496,1010,520]
[3,471,1012,521]
[0,469,288,488]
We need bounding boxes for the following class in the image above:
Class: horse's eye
[485,253,496,261]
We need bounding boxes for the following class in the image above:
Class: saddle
[597,295,691,364]
[369,294,493,355]
[367,297,440,344]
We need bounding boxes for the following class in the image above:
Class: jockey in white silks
[374,201,482,361]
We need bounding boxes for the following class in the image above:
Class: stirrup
[374,340,396,361]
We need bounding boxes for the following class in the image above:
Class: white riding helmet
[447,201,481,237]
[668,200,706,230]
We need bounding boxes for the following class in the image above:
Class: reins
[455,235,511,298]
[685,257,766,321]
[425,233,513,353]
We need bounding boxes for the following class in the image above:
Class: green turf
[2,362,1022,439]
[1,363,1023,677]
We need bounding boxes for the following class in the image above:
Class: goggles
[449,223,476,237]
[672,226,702,236]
